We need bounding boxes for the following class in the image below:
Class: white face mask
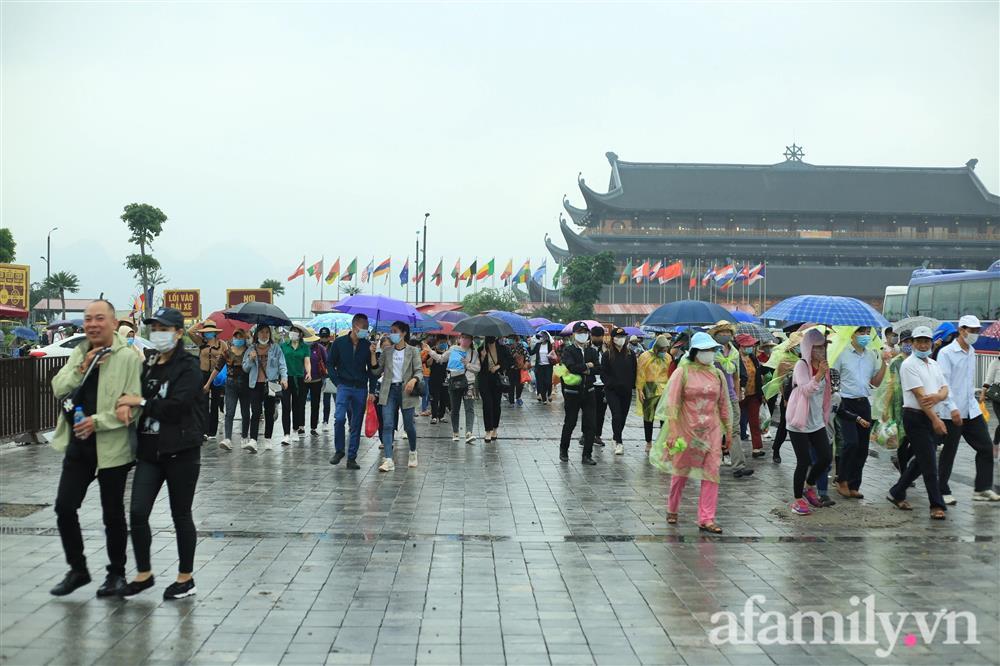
[257,334,269,345]
[613,337,626,347]
[574,333,589,344]
[696,350,716,365]
[149,331,177,352]
[289,331,300,342]
[965,332,979,345]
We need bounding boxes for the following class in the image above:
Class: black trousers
[605,386,632,444]
[773,398,788,453]
[837,397,872,490]
[789,428,832,499]
[281,376,307,434]
[54,448,131,576]
[249,383,277,440]
[430,378,449,420]
[939,415,994,494]
[480,375,503,431]
[202,370,224,437]
[891,410,946,509]
[535,364,553,402]
[305,380,324,430]
[592,385,607,438]
[130,451,201,574]
[561,388,595,459]
[506,370,523,403]
[643,420,663,443]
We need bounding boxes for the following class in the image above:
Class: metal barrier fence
[0,357,68,443]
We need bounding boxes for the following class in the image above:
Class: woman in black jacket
[602,326,638,456]
[530,332,556,404]
[114,307,205,600]
[478,336,513,442]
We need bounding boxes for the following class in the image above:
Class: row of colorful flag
[287,257,556,288]
[617,260,765,290]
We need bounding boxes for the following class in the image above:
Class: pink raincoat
[785,328,832,431]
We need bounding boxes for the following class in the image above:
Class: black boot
[346,458,360,470]
[50,569,91,596]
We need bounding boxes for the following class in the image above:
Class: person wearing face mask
[757,341,777,442]
[374,322,423,471]
[48,300,143,598]
[984,354,1000,450]
[503,336,527,407]
[426,335,450,424]
[241,325,288,453]
[117,323,146,361]
[885,329,914,472]
[887,326,949,519]
[426,334,481,443]
[478,335,513,442]
[309,328,334,432]
[559,321,601,465]
[207,328,251,451]
[114,307,205,600]
[635,335,673,453]
[830,326,886,499]
[188,319,228,442]
[530,331,556,404]
[785,328,834,515]
[602,326,637,455]
[327,313,377,470]
[936,314,1000,503]
[736,334,766,458]
[708,321,751,477]
[653,332,732,534]
[586,326,609,447]
[279,324,313,445]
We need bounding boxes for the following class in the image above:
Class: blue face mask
[233,339,246,348]
[856,334,871,348]
[356,329,369,340]
[438,343,448,351]
[900,343,912,355]
[125,338,134,346]
[913,348,932,359]
[389,333,402,345]
[204,332,216,341]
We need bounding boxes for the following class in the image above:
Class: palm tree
[43,271,80,318]
[260,279,285,297]
[343,285,362,296]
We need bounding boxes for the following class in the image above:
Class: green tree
[43,271,80,318]
[260,279,286,297]
[559,252,617,321]
[29,281,56,323]
[121,203,167,319]
[461,287,524,315]
[528,303,570,322]
[343,285,362,296]
[0,228,14,263]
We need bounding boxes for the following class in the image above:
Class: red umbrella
[427,321,459,336]
[204,310,251,340]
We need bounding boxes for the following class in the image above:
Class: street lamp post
[414,231,420,303]
[43,227,58,322]
[421,213,429,303]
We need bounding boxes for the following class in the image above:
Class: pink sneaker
[803,487,823,508]
[791,498,812,515]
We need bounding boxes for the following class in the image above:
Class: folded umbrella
[222,301,292,327]
[642,301,737,327]
[762,295,889,328]
[454,315,515,338]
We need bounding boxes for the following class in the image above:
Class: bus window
[882,294,905,321]
[988,280,1000,321]
[959,280,991,320]
[914,286,933,316]
[933,283,960,320]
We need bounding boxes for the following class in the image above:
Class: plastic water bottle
[73,406,85,425]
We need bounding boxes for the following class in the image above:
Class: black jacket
[602,348,637,390]
[560,343,600,392]
[138,345,205,455]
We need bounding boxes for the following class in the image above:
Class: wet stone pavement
[1,395,998,666]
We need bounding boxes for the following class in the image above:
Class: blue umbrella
[642,300,737,327]
[527,317,551,327]
[306,312,354,333]
[433,311,469,323]
[12,326,38,341]
[536,322,567,334]
[375,312,438,334]
[729,310,758,323]
[485,310,536,336]
[762,295,889,327]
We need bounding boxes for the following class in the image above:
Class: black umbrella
[453,314,514,338]
[223,301,292,327]
[642,300,737,327]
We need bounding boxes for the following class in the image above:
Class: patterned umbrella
[892,316,941,334]
[762,295,889,328]
[983,320,1000,339]
[486,310,536,336]
[736,322,777,344]
[306,312,355,333]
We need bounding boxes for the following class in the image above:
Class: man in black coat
[559,321,601,465]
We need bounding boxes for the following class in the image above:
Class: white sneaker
[942,494,957,505]
[466,432,476,444]
[614,443,624,455]
[408,451,418,468]
[219,438,232,451]
[722,453,732,467]
[322,423,330,431]
[207,435,217,442]
[281,435,290,446]
[379,458,395,472]
[243,439,257,453]
[972,489,1000,502]
[452,433,460,442]
[264,439,273,451]
[763,430,773,441]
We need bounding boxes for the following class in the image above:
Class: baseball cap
[319,327,331,337]
[572,321,590,334]
[144,307,185,328]
[958,314,982,329]
[590,325,605,336]
[898,329,913,342]
[911,326,934,340]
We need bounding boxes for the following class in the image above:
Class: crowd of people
[43,301,1000,599]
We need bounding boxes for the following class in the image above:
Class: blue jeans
[381,384,416,458]
[421,377,430,412]
[334,385,368,458]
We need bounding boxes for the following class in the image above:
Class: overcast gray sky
[4,1,998,317]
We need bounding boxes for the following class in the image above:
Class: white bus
[882,285,908,322]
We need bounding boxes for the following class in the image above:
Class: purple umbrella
[561,319,602,335]
[528,317,551,327]
[623,326,647,338]
[433,311,469,323]
[333,295,421,326]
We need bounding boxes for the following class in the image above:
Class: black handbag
[985,383,1000,404]
[448,373,469,392]
[497,371,511,388]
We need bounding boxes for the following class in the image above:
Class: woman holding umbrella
[373,321,423,471]
[241,325,288,452]
[479,336,513,442]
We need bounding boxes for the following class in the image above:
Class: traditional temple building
[531,147,1000,311]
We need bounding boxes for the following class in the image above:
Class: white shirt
[391,348,405,382]
[935,340,981,419]
[537,343,550,366]
[900,355,948,417]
